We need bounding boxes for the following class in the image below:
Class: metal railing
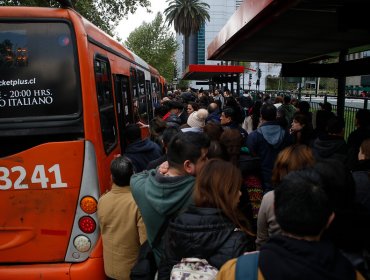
[309,102,358,139]
[249,90,367,139]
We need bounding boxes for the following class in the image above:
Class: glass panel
[95,58,117,152]
[137,70,148,124]
[0,22,80,120]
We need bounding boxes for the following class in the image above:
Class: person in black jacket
[352,138,370,213]
[312,116,348,163]
[316,159,370,278]
[124,124,162,173]
[347,109,370,170]
[157,159,255,280]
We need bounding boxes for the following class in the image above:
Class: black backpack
[130,218,170,280]
[130,240,157,280]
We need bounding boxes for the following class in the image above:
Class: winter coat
[352,159,370,213]
[315,110,336,136]
[312,135,348,163]
[256,191,281,249]
[165,113,182,127]
[259,235,359,280]
[157,207,256,280]
[346,126,370,170]
[97,184,147,280]
[206,109,221,124]
[125,138,162,172]
[247,121,292,191]
[130,170,195,264]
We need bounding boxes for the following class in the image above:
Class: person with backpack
[131,132,210,267]
[217,169,365,280]
[157,159,256,280]
[277,95,296,128]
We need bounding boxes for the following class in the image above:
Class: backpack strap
[151,216,171,248]
[235,251,259,280]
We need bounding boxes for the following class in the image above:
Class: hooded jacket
[312,135,348,163]
[164,113,182,127]
[206,109,221,124]
[346,126,370,170]
[352,159,370,213]
[259,235,358,280]
[247,121,291,191]
[125,138,162,172]
[278,103,296,126]
[130,170,195,264]
[157,207,255,280]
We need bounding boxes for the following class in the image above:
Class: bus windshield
[0,21,81,121]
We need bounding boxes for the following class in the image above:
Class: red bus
[0,6,163,279]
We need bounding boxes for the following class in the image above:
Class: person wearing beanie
[182,108,209,133]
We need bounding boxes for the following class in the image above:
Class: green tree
[0,0,151,35]
[125,12,178,82]
[164,0,210,66]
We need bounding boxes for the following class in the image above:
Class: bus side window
[94,57,117,153]
[137,69,149,124]
[151,75,159,106]
[130,68,140,124]
[146,80,154,120]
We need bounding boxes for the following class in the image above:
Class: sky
[115,0,171,42]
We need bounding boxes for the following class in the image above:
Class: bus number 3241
[0,164,68,190]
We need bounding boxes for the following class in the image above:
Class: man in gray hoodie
[247,103,292,192]
[130,132,210,265]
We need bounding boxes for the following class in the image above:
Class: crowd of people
[97,87,370,280]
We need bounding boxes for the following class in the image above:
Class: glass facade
[197,24,205,64]
[236,0,243,9]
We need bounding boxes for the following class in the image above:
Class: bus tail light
[78,216,96,233]
[74,235,91,253]
[80,196,97,214]
[65,141,100,262]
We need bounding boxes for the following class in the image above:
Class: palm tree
[164,0,210,67]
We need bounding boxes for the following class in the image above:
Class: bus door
[114,74,132,152]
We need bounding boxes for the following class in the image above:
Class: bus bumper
[0,257,106,280]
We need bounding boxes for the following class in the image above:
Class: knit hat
[187,109,209,128]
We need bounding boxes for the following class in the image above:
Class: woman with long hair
[290,112,313,146]
[220,128,263,230]
[271,144,315,186]
[158,159,255,280]
[186,101,199,115]
[256,145,316,248]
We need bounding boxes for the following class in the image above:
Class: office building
[175,0,281,91]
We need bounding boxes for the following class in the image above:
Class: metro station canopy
[207,0,370,71]
[182,64,244,81]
